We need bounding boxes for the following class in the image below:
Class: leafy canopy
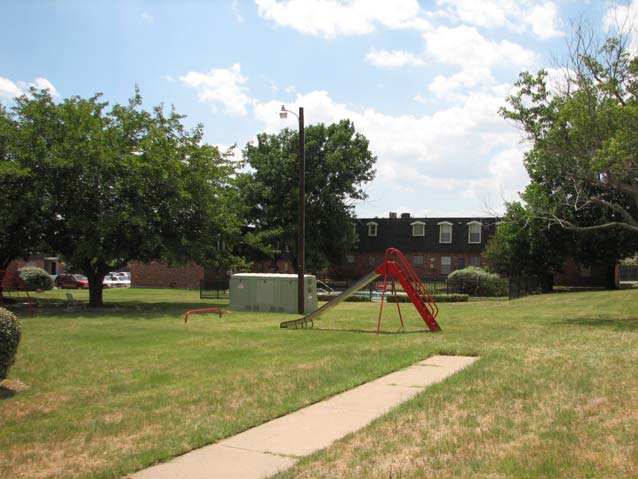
[240,119,376,271]
[3,88,244,306]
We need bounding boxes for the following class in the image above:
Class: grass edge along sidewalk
[130,356,478,479]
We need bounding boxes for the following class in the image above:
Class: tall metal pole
[297,107,305,314]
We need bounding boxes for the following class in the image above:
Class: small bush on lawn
[18,266,53,291]
[447,267,508,297]
[0,307,21,380]
[385,293,469,303]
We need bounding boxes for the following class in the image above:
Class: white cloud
[180,64,253,116]
[423,25,538,69]
[254,0,429,37]
[428,67,495,100]
[438,0,564,39]
[604,0,638,51]
[527,1,563,40]
[0,77,23,99]
[141,12,154,24]
[366,48,424,67]
[30,78,59,97]
[0,76,59,101]
[252,88,527,216]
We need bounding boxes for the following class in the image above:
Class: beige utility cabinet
[230,273,317,314]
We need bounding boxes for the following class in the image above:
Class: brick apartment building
[328,213,496,280]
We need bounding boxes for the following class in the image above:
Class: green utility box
[230,273,317,314]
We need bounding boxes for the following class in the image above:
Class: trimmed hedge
[0,307,21,380]
[18,266,53,291]
[317,293,371,302]
[385,293,469,303]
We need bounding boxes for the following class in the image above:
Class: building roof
[354,216,497,254]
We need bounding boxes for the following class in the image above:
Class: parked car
[54,274,89,289]
[103,274,129,288]
[109,272,131,286]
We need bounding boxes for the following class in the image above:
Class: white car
[103,274,130,288]
[110,272,131,286]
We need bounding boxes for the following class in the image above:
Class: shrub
[385,293,469,303]
[0,307,21,380]
[317,293,371,302]
[447,267,508,297]
[18,266,53,291]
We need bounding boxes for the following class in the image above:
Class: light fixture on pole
[280,104,305,315]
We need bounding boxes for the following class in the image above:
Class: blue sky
[1,0,633,218]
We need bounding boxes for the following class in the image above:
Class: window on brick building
[441,256,451,275]
[346,255,355,264]
[367,221,378,237]
[470,256,481,267]
[579,264,591,277]
[411,221,425,237]
[438,222,452,244]
[369,256,376,266]
[467,221,482,243]
[413,255,424,266]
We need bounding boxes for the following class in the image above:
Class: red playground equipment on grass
[184,307,222,323]
[280,247,440,333]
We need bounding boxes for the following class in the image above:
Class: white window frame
[467,221,482,244]
[367,221,378,237]
[413,255,424,266]
[470,256,481,267]
[438,221,453,244]
[411,221,426,237]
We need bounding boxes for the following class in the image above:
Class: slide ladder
[374,248,440,333]
[280,247,440,333]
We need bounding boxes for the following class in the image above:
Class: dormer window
[367,221,378,237]
[438,221,453,244]
[411,221,425,237]
[467,221,482,244]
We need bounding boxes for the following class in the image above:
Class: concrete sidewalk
[130,355,478,479]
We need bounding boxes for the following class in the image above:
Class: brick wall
[327,251,484,280]
[129,261,204,289]
[554,258,616,287]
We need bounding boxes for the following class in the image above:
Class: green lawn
[1,288,637,479]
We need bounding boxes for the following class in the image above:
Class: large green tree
[4,89,244,306]
[241,120,376,272]
[0,104,50,270]
[484,201,571,291]
[501,28,638,283]
[502,29,638,235]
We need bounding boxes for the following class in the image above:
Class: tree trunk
[88,278,104,308]
[540,272,554,293]
[82,263,108,308]
[606,263,618,290]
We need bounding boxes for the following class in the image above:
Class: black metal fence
[209,275,540,301]
[508,276,539,299]
[323,276,518,301]
[200,279,229,299]
[620,265,638,282]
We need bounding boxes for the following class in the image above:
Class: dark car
[54,274,89,289]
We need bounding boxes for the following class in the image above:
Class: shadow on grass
[32,301,228,319]
[560,317,638,332]
[0,386,16,400]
